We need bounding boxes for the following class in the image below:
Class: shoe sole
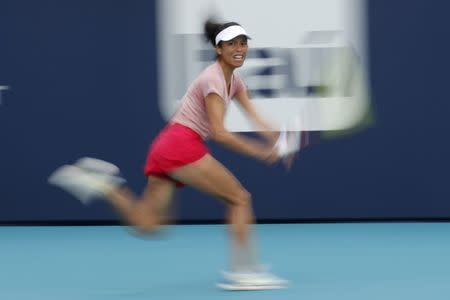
[217,283,287,291]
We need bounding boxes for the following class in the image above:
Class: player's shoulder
[196,62,223,84]
[200,61,221,76]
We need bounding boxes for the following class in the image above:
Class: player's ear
[215,46,222,56]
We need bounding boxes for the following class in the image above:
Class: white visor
[215,25,251,46]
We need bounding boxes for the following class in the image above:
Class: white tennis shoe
[217,270,289,291]
[48,158,125,204]
[74,157,121,175]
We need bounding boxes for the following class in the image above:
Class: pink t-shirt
[170,61,247,139]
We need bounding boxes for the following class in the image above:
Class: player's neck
[218,60,235,85]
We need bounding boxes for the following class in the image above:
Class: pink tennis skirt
[144,123,209,187]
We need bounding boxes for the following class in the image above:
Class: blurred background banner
[0,0,449,223]
[157,0,371,132]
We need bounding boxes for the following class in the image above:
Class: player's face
[217,36,248,68]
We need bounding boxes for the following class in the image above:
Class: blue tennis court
[2,223,450,300]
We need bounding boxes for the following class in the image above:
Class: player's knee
[230,189,252,207]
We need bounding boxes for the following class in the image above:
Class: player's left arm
[234,90,278,144]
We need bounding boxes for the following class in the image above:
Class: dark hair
[204,18,241,47]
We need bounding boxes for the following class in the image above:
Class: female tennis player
[49,19,297,290]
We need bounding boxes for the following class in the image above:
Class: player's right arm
[205,93,278,164]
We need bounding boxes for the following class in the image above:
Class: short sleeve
[200,76,224,99]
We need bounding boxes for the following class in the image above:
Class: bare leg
[227,199,258,271]
[105,176,176,234]
[170,154,259,271]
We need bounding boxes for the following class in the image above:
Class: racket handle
[274,129,301,157]
[274,130,289,156]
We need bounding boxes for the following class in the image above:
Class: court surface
[1,223,450,300]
